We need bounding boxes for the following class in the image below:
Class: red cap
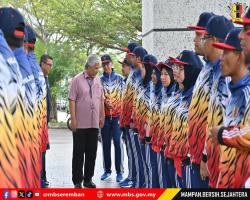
[169,56,186,65]
[24,42,35,48]
[14,30,24,38]
[195,29,208,35]
[212,42,236,50]
[156,62,172,70]
[169,56,188,65]
[187,25,206,30]
[121,47,130,52]
[168,56,177,62]
[128,52,136,56]
[101,60,111,64]
[137,61,156,67]
[118,61,129,65]
[155,65,161,71]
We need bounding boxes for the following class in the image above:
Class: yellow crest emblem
[228,2,248,23]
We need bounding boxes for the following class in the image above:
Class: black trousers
[41,152,47,181]
[72,128,98,185]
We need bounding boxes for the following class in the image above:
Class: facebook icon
[2,191,10,199]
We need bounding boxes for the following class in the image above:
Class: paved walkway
[46,129,128,188]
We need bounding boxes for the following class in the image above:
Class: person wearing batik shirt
[160,67,181,188]
[209,10,250,188]
[121,46,148,188]
[144,61,163,188]
[134,54,157,188]
[168,50,202,188]
[188,15,234,188]
[24,25,48,188]
[0,7,33,188]
[196,16,234,188]
[119,42,139,188]
[188,12,215,185]
[0,29,22,188]
[100,54,125,183]
[155,60,177,188]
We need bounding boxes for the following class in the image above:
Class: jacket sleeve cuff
[218,126,226,145]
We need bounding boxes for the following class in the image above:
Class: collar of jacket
[182,85,194,98]
[203,56,209,65]
[165,83,176,96]
[211,58,221,71]
[103,70,116,80]
[229,73,250,95]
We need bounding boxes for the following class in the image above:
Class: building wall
[142,0,250,61]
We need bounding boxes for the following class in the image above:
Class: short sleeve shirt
[69,72,103,129]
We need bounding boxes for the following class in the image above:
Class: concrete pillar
[142,0,250,61]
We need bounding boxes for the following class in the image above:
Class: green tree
[40,42,87,120]
[9,0,141,50]
[4,0,142,121]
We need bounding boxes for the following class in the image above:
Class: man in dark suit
[40,54,53,187]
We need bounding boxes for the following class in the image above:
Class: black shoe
[83,181,96,188]
[74,183,82,188]
[45,181,50,186]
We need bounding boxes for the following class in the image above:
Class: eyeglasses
[43,61,53,67]
[161,72,169,76]
[201,35,213,41]
[172,64,184,71]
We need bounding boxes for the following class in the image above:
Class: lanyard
[87,78,93,98]
[86,78,95,110]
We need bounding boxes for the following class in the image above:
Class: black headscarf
[153,66,162,96]
[159,61,175,90]
[141,54,158,87]
[173,50,203,91]
[182,65,201,91]
[143,63,153,86]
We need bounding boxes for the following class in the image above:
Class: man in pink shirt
[69,54,105,188]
